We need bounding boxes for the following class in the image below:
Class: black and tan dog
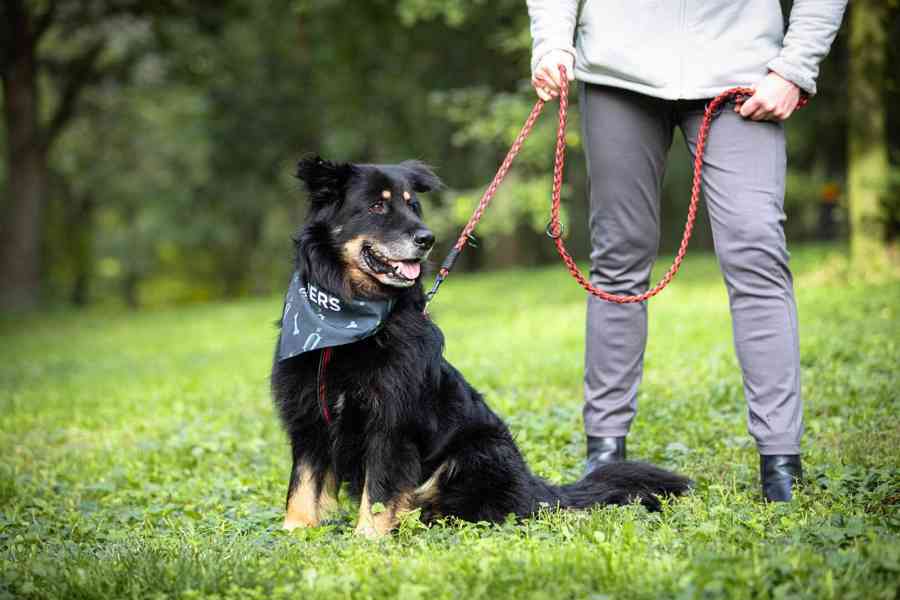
[271,156,691,538]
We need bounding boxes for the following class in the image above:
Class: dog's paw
[353,521,383,539]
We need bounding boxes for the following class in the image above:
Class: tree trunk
[847,1,891,276]
[0,10,46,310]
[68,194,96,306]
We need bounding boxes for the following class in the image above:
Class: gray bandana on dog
[278,271,395,361]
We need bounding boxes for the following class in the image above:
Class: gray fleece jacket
[527,0,847,99]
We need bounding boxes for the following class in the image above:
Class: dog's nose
[413,228,435,249]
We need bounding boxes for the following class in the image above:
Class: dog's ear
[399,160,443,193]
[296,155,355,204]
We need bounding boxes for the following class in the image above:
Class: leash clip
[425,274,444,305]
[545,220,564,239]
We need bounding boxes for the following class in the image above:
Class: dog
[271,156,691,538]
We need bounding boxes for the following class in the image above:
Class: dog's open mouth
[361,243,422,283]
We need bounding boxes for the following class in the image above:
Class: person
[526,0,847,502]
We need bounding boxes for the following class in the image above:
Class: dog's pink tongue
[390,260,421,279]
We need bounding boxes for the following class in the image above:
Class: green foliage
[13,0,893,308]
[33,0,550,306]
[1,244,898,599]
[426,86,581,247]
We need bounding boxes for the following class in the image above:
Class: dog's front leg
[283,460,338,531]
[355,442,421,538]
[355,474,413,538]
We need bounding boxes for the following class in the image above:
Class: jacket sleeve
[526,0,579,74]
[767,0,848,95]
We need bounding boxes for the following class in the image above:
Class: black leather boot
[585,436,626,474]
[760,455,802,502]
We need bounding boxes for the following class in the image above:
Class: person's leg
[581,84,673,445]
[679,104,803,470]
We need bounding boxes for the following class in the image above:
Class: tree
[847,0,893,275]
[1,1,60,309]
[0,0,222,310]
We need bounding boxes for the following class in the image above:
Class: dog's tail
[536,462,692,512]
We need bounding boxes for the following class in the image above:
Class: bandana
[278,271,395,361]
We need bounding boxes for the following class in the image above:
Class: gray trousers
[581,83,802,456]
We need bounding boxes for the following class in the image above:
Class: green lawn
[1,244,898,600]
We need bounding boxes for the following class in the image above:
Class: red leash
[426,66,807,305]
[317,347,333,425]
[321,69,807,423]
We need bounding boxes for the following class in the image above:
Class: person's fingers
[546,64,563,90]
[537,66,560,93]
[535,52,576,99]
[739,95,762,118]
[776,96,799,121]
[533,73,554,93]
[533,81,552,101]
[751,107,773,121]
[531,75,546,98]
[741,94,778,121]
[533,83,551,101]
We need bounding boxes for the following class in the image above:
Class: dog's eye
[402,190,421,213]
[369,200,388,214]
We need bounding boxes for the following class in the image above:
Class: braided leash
[426,66,806,306]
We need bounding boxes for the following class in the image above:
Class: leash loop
[427,66,807,306]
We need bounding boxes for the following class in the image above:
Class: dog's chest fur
[274,302,444,429]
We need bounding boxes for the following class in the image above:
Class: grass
[1,243,898,600]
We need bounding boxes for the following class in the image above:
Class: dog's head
[296,156,443,296]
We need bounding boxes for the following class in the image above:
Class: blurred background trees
[848,0,894,277]
[1,0,898,310]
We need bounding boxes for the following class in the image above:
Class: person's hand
[532,49,575,102]
[736,72,802,121]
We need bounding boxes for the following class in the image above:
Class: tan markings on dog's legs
[283,463,317,530]
[283,464,338,531]
[355,475,380,538]
[413,460,451,505]
[318,470,339,517]
[355,474,415,539]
